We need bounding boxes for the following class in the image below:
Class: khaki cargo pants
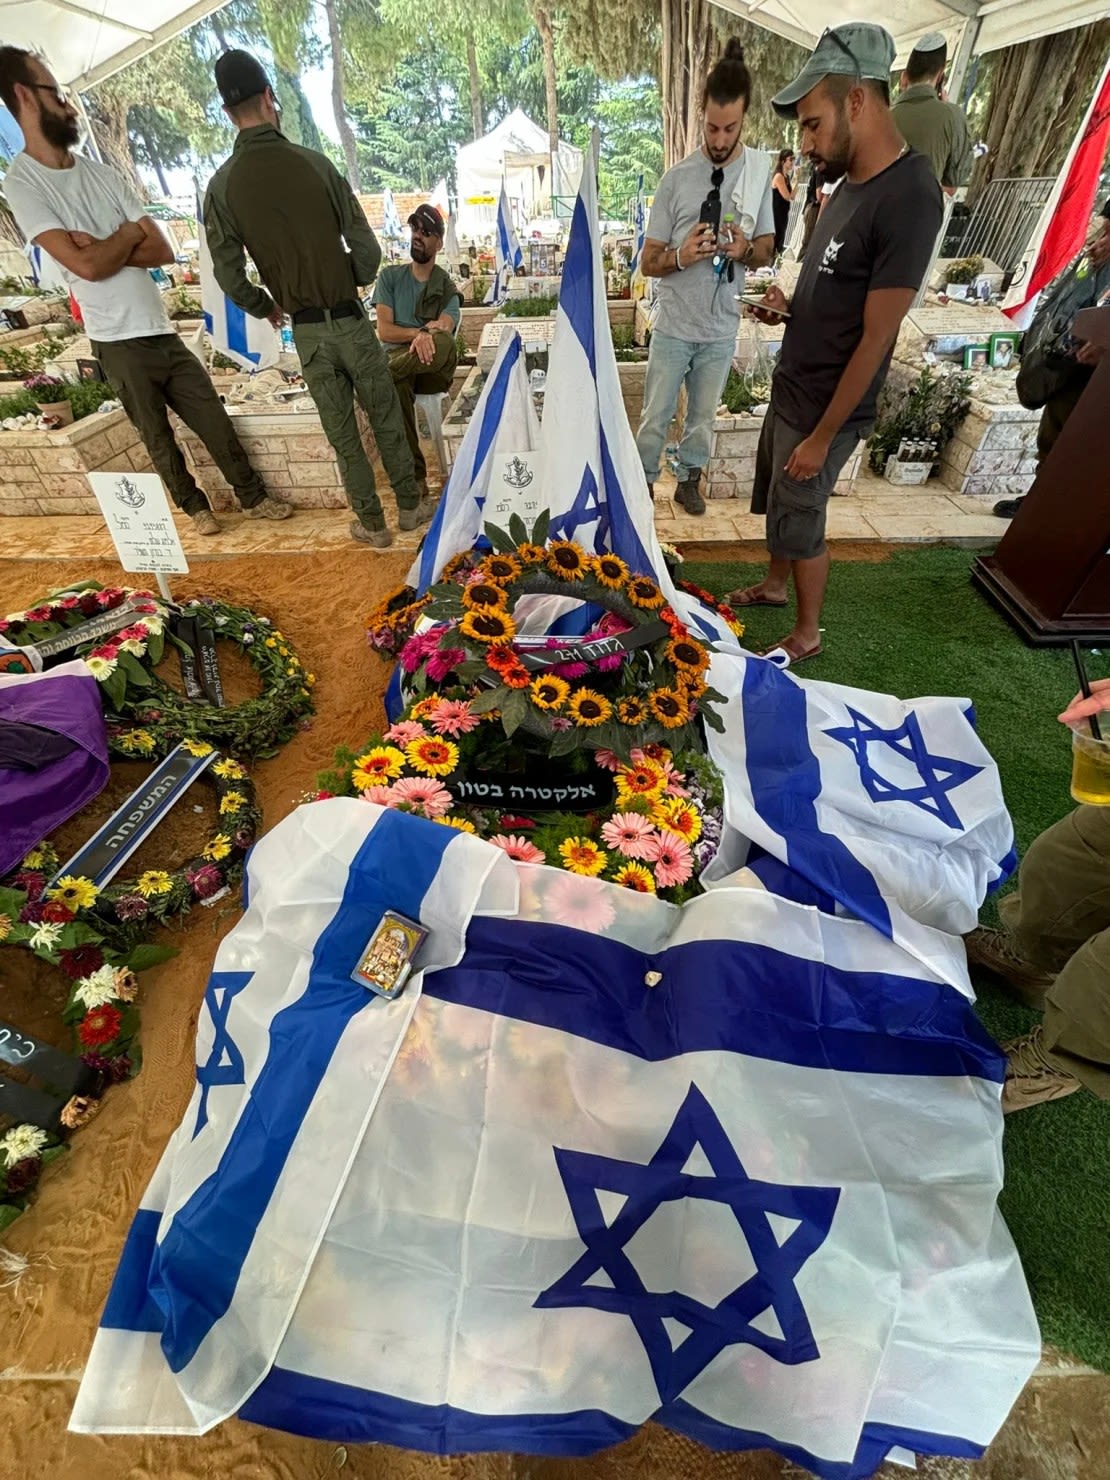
[387,329,458,485]
[1000,805,1110,1096]
[293,314,417,532]
[92,334,265,516]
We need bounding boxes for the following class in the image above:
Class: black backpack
[1016,253,1108,409]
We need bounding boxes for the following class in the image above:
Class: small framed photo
[989,332,1019,370]
[963,342,990,370]
[76,357,106,382]
[351,910,427,1000]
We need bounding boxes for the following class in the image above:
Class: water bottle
[280,318,294,354]
[714,213,735,275]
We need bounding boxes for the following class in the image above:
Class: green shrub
[0,379,115,423]
[499,294,559,318]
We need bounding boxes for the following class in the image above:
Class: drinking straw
[1071,640,1103,742]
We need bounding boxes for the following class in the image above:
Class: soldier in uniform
[204,50,430,549]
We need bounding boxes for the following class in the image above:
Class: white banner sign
[484,448,545,531]
[87,471,189,576]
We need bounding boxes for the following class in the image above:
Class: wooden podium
[972,306,1110,644]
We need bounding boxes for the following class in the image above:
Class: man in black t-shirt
[730,23,942,665]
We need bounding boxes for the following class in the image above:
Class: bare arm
[773,173,795,202]
[785,288,916,479]
[124,216,174,269]
[641,224,717,279]
[33,222,144,283]
[374,302,423,345]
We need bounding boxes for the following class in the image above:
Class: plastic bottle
[280,318,294,354]
[714,213,735,275]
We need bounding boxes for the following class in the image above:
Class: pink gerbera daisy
[389,776,454,818]
[593,748,623,772]
[359,784,398,807]
[383,720,426,745]
[427,698,480,737]
[426,647,466,682]
[490,834,546,864]
[545,872,616,934]
[644,831,693,888]
[399,629,441,673]
[600,812,658,860]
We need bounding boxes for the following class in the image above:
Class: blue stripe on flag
[237,1365,984,1478]
[224,297,261,365]
[740,661,894,937]
[150,810,457,1373]
[600,425,653,571]
[425,916,1005,1081]
[100,1209,165,1332]
[560,193,596,375]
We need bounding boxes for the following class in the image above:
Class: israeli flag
[382,187,404,241]
[196,187,278,373]
[25,240,68,293]
[629,172,646,277]
[486,182,524,305]
[72,801,1038,1474]
[407,327,540,592]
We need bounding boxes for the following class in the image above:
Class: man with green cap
[204,50,428,550]
[891,34,973,195]
[729,23,942,666]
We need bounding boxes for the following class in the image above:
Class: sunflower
[627,575,664,610]
[460,609,516,645]
[558,837,607,877]
[616,696,647,726]
[649,687,687,729]
[203,833,232,862]
[666,636,710,675]
[612,862,656,893]
[410,696,440,720]
[462,581,508,612]
[135,870,173,898]
[545,540,588,580]
[213,758,247,780]
[516,542,546,565]
[118,729,156,755]
[591,553,629,589]
[479,553,522,585]
[405,736,460,777]
[434,815,477,833]
[219,790,247,815]
[615,759,666,805]
[567,688,612,727]
[530,674,570,710]
[48,875,99,911]
[352,745,406,789]
[679,674,707,701]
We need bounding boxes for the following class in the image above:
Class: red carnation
[4,1157,41,1195]
[24,606,53,622]
[78,1004,123,1048]
[315,789,335,801]
[499,814,537,831]
[58,945,105,980]
[18,900,47,924]
[12,870,45,900]
[78,594,100,616]
[40,899,75,924]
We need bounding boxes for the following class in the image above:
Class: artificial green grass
[684,546,1110,1371]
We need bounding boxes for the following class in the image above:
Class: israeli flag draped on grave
[486,182,525,305]
[196,187,279,373]
[72,800,1038,1475]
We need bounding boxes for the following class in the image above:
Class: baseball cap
[214,49,271,107]
[408,204,445,237]
[772,24,897,117]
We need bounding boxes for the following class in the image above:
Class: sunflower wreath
[1,584,315,760]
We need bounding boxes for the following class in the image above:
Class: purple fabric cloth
[0,665,109,877]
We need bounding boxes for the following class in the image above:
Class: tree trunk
[141,125,171,198]
[323,0,362,191]
[87,89,146,198]
[533,5,559,157]
[211,15,229,50]
[660,0,714,169]
[466,31,484,140]
[969,22,1110,203]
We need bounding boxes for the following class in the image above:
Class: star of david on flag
[193,971,251,1136]
[825,708,984,831]
[537,1084,839,1402]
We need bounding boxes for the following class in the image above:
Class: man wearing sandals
[733,25,941,664]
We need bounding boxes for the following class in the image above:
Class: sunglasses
[24,81,72,107]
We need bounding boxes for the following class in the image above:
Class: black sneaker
[993,497,1025,519]
[675,473,706,515]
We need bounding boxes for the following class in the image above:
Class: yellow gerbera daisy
[545,540,587,581]
[434,815,477,833]
[203,833,232,862]
[219,790,247,815]
[213,758,247,780]
[478,553,522,585]
[649,687,688,729]
[182,738,214,757]
[567,688,612,727]
[591,553,629,589]
[351,746,406,789]
[135,870,173,898]
[559,837,606,877]
[48,875,99,910]
[615,759,666,806]
[119,729,156,754]
[460,609,516,645]
[652,797,703,844]
[613,862,656,893]
[530,674,570,711]
[405,736,460,777]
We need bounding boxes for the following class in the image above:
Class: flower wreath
[2,585,315,759]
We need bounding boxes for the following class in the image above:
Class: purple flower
[550,716,574,732]
[4,1157,41,1194]
[18,899,47,924]
[113,894,149,922]
[187,863,223,899]
[233,827,254,850]
[426,646,466,682]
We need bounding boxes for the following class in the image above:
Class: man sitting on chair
[373,205,460,498]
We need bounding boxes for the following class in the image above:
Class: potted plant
[944,255,984,300]
[867,365,972,480]
[25,373,72,426]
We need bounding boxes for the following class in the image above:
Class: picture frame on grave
[963,343,990,370]
[989,333,1019,371]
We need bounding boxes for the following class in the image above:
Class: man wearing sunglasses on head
[732,24,942,666]
[0,46,290,537]
[636,39,776,517]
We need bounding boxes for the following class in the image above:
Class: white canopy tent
[0,1,231,90]
[455,110,584,239]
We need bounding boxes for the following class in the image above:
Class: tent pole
[948,16,982,106]
[75,92,104,163]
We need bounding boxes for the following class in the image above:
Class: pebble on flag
[71,800,1039,1475]
[196,187,279,372]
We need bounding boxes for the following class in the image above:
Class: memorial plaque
[450,771,613,811]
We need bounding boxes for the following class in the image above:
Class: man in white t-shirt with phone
[0,46,289,534]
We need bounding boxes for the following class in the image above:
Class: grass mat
[684,546,1110,1371]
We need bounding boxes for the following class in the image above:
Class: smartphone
[698,197,721,239]
[737,293,791,319]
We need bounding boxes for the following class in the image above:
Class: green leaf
[500,688,529,738]
[531,508,550,546]
[468,686,507,715]
[146,629,165,665]
[125,943,179,973]
[55,922,104,949]
[0,1203,25,1233]
[165,629,193,658]
[101,665,127,710]
[549,726,581,758]
[482,522,517,553]
[507,512,529,547]
[117,650,154,687]
[41,1144,68,1166]
[0,885,26,918]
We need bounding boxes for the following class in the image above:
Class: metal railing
[948,176,1054,275]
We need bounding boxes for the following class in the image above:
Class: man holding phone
[635,38,775,516]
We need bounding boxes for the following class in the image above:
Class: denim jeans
[635,331,735,482]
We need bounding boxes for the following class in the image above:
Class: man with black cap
[373,204,460,498]
[0,45,289,537]
[730,23,942,666]
[891,34,973,195]
[204,50,427,550]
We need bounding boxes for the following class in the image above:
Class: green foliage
[350,51,470,191]
[0,380,115,422]
[720,367,768,415]
[867,367,973,474]
[945,255,986,285]
[0,340,54,378]
[499,294,560,317]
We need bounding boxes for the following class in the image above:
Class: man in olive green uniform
[374,204,459,496]
[204,50,428,550]
[891,34,972,196]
